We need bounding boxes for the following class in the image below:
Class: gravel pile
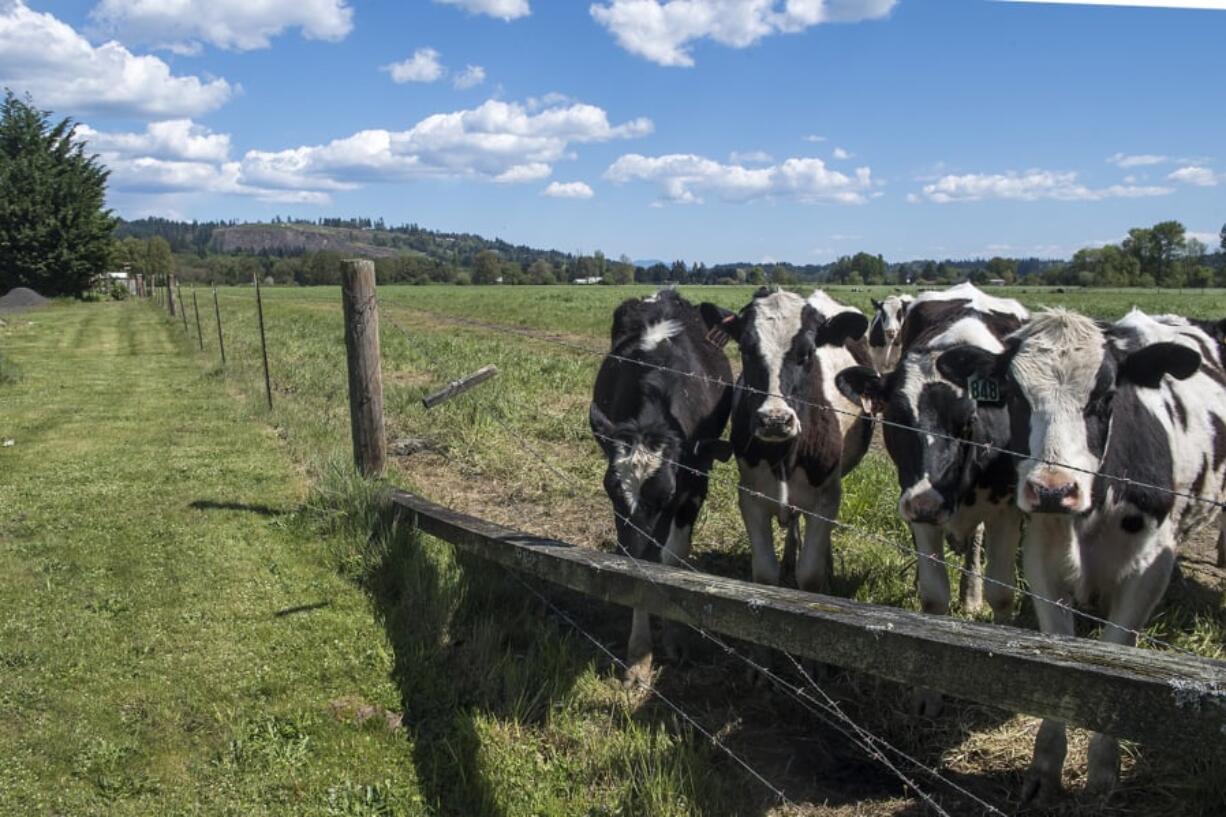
[0,287,50,314]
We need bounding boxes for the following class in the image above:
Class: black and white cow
[590,289,734,686]
[937,308,1226,802]
[700,288,872,594]
[836,283,1029,714]
[868,294,913,373]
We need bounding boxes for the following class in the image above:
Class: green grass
[0,302,755,816]
[195,282,1225,814]
[7,287,1223,816]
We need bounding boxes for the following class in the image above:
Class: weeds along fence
[150,270,1226,811]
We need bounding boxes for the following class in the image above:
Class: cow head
[936,310,1201,516]
[701,288,867,443]
[837,350,1010,526]
[589,401,731,557]
[871,295,911,347]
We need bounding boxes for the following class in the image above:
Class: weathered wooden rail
[393,489,1226,753]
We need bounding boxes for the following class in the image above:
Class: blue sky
[1,0,1223,263]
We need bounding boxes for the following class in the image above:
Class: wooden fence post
[176,282,189,334]
[340,259,386,477]
[191,286,204,351]
[253,274,273,410]
[167,274,177,318]
[212,284,226,366]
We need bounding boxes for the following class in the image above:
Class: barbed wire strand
[390,305,1226,512]
[481,404,1006,817]
[384,314,1201,659]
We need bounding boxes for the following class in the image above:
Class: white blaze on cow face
[638,319,682,352]
[1009,311,1107,514]
[613,442,665,514]
[744,292,807,440]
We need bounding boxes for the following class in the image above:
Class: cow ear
[589,403,616,446]
[1217,318,1226,339]
[1118,342,1201,389]
[700,302,741,346]
[836,365,885,415]
[936,346,1003,389]
[816,311,869,347]
[693,438,734,463]
[871,298,883,311]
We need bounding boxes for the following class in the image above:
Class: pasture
[206,283,1225,814]
[2,285,1223,816]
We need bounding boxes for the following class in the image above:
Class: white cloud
[728,150,773,164]
[803,133,827,142]
[241,98,651,194]
[1106,152,1170,168]
[590,0,897,67]
[89,0,353,52]
[0,2,231,118]
[1167,165,1219,186]
[435,0,530,20]
[494,162,552,182]
[832,146,852,160]
[78,119,231,163]
[604,153,873,204]
[543,181,595,198]
[918,169,1173,203]
[1187,231,1221,248]
[453,64,486,89]
[79,119,336,204]
[384,48,446,83]
[1003,1,1226,10]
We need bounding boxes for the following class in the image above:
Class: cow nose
[1024,477,1080,513]
[901,491,944,524]
[755,407,798,439]
[885,329,898,342]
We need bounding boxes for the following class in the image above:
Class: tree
[0,93,116,296]
[984,256,1017,284]
[1220,222,1225,253]
[473,249,501,284]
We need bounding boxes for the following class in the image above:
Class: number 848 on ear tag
[968,374,1002,405]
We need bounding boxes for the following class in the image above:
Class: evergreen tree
[0,93,115,296]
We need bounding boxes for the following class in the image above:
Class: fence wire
[394,304,1226,512]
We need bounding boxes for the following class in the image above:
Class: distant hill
[115,217,576,269]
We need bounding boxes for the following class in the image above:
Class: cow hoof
[910,688,944,719]
[622,655,653,691]
[1020,768,1061,807]
[661,629,688,664]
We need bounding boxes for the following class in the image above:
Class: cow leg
[660,520,694,662]
[1021,518,1077,805]
[1217,516,1225,568]
[781,518,799,587]
[740,492,781,586]
[984,510,1021,624]
[957,525,985,615]
[910,522,950,717]
[1087,543,1176,798]
[796,479,839,595]
[625,608,653,690]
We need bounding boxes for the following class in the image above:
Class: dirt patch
[0,287,50,315]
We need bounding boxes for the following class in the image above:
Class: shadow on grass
[189,499,290,517]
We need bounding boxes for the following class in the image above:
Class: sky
[1,0,1223,264]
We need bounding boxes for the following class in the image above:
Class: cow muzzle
[900,488,947,525]
[1022,471,1084,514]
[754,404,800,441]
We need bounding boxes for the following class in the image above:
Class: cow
[699,288,872,596]
[836,282,1029,715]
[589,289,734,686]
[936,308,1226,803]
[867,294,914,373]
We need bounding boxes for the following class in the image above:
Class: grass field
[4,285,1224,816]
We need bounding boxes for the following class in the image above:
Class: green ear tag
[968,373,1002,405]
